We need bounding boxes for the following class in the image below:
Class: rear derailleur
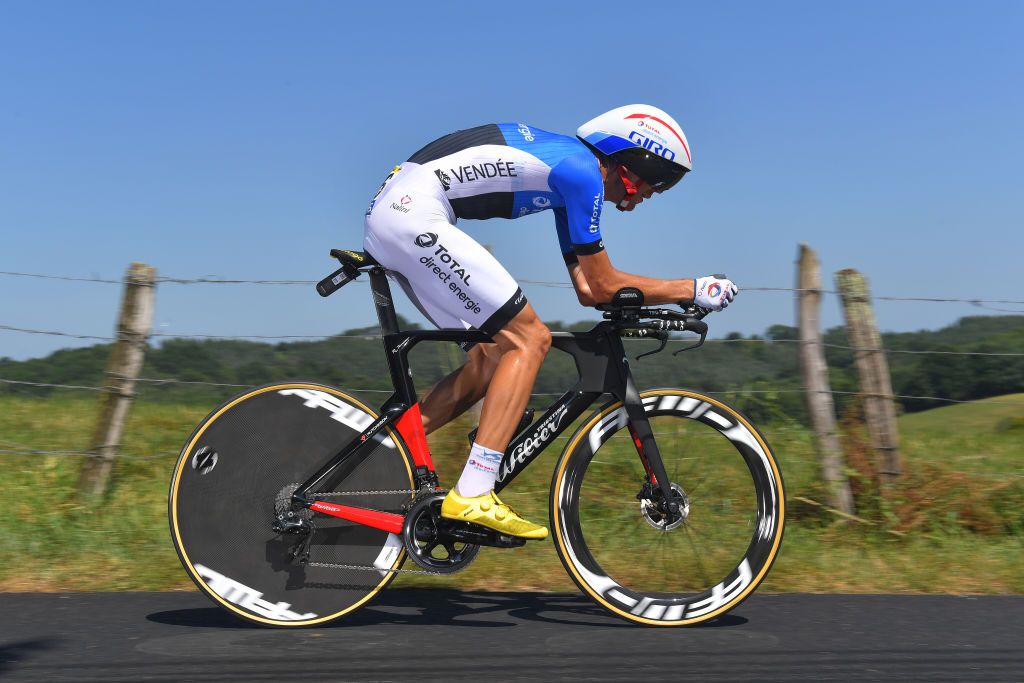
[273,483,315,564]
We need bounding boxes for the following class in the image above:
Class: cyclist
[362,104,738,540]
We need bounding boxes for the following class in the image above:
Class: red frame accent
[310,501,404,534]
[628,424,657,485]
[394,402,435,470]
[306,404,434,536]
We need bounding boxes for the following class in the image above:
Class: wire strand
[3,270,1024,305]
[3,375,1022,405]
[4,322,1023,355]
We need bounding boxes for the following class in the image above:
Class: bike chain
[306,489,447,575]
[316,489,416,497]
[306,561,444,576]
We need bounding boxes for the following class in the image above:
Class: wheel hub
[639,483,689,531]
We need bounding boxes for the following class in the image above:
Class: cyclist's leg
[419,343,500,435]
[364,164,537,438]
[378,245,551,459]
[472,304,551,451]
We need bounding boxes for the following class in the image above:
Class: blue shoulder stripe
[497,123,590,169]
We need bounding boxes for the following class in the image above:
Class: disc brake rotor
[639,483,690,531]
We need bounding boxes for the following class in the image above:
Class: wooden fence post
[796,244,855,515]
[834,268,902,484]
[77,262,156,497]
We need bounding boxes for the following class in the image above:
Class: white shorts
[363,163,527,337]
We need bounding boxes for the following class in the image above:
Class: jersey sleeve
[548,151,605,258]
[553,208,578,264]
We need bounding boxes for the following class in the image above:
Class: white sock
[455,442,503,497]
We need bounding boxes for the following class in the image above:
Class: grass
[0,391,1021,593]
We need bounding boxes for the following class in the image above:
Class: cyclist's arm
[553,206,599,306]
[550,153,695,305]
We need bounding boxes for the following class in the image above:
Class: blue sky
[2,1,1022,361]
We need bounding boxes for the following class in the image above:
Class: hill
[1,315,1022,421]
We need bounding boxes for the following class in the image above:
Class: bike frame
[292,267,676,533]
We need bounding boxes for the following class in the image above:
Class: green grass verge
[0,392,1021,593]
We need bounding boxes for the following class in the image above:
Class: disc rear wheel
[169,383,415,627]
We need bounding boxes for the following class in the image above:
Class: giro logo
[415,233,438,248]
[628,131,677,161]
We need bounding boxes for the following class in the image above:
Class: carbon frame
[293,267,675,520]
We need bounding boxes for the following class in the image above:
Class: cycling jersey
[402,123,606,261]
[362,122,605,341]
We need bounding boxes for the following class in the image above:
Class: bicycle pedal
[495,534,528,548]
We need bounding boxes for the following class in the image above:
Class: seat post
[368,267,400,335]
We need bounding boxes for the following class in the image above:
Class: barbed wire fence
[0,268,1021,479]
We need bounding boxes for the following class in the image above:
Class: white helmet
[577,104,692,191]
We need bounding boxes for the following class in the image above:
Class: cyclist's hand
[693,276,738,311]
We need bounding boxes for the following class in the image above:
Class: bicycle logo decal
[191,447,218,475]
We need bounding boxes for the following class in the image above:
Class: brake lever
[672,318,709,355]
[635,331,669,361]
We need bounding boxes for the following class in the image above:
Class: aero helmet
[577,104,692,192]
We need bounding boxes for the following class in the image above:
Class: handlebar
[610,307,710,359]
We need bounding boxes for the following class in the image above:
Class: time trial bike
[168,249,784,627]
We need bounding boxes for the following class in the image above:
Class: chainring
[402,493,481,573]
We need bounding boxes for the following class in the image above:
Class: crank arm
[438,519,527,548]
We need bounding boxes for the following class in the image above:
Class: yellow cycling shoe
[441,490,549,540]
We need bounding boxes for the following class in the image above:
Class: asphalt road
[1,590,1021,682]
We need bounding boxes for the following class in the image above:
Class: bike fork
[615,357,680,516]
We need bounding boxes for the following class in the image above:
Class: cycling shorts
[363,162,527,338]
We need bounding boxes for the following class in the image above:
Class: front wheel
[550,389,785,626]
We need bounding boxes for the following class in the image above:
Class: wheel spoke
[681,524,713,588]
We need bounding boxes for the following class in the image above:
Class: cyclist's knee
[530,320,552,357]
[495,306,551,360]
